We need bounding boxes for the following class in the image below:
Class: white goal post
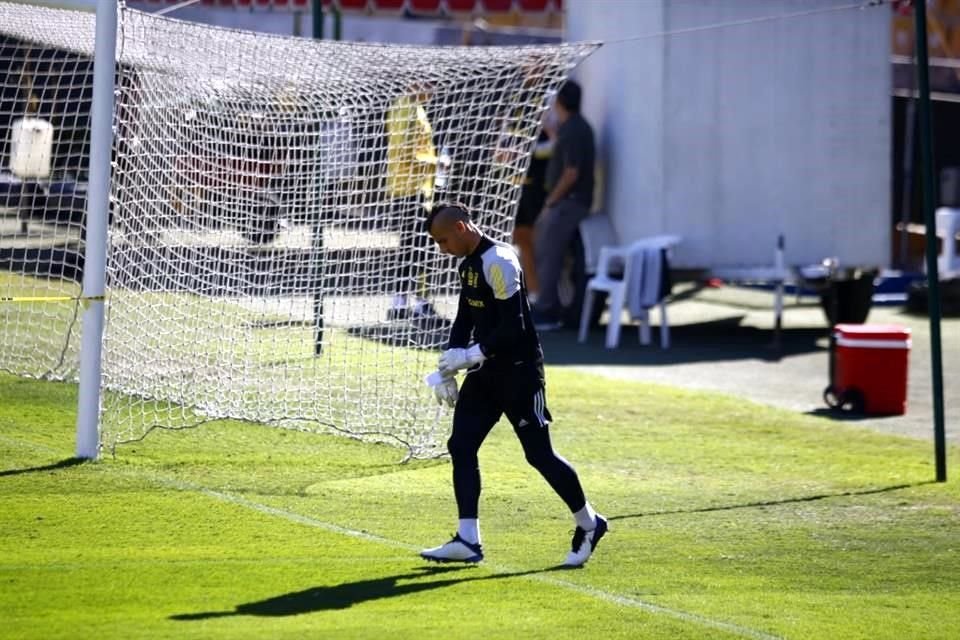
[0,1,597,459]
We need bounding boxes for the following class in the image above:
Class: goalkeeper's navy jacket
[447,235,544,367]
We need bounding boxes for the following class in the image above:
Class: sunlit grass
[2,370,959,639]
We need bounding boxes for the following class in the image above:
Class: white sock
[391,294,407,309]
[573,502,597,531]
[457,518,480,545]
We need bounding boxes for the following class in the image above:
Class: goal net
[0,2,596,458]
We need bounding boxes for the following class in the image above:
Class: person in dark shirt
[531,80,596,330]
[419,203,607,567]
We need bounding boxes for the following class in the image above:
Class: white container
[937,207,960,279]
[9,118,54,178]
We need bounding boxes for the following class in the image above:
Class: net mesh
[0,2,596,458]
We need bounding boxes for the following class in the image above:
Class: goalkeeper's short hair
[424,201,471,234]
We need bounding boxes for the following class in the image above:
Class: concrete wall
[567,0,891,269]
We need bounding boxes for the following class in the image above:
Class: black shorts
[514,186,546,228]
[454,362,551,430]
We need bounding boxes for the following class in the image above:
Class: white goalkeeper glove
[425,370,459,409]
[433,376,459,409]
[438,344,486,375]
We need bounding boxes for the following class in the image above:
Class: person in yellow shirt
[385,87,440,320]
[386,92,436,203]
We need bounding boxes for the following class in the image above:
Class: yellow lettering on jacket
[464,268,479,288]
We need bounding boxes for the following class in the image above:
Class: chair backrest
[579,213,619,275]
[595,244,631,282]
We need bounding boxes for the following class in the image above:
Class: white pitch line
[1,436,781,640]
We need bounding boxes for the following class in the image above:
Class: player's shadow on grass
[346,315,452,350]
[0,457,86,477]
[170,565,561,620]
[608,481,936,522]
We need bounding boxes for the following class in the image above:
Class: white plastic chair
[937,207,960,279]
[578,235,681,349]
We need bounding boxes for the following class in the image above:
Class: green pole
[312,0,324,40]
[913,0,947,482]
[333,7,342,41]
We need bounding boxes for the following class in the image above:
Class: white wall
[567,0,891,269]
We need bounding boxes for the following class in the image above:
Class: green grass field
[2,369,959,639]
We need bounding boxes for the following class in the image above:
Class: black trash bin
[820,268,877,326]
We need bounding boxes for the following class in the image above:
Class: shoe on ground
[564,515,608,567]
[531,308,563,332]
[420,533,484,563]
[412,302,445,331]
[389,298,437,322]
[386,305,410,321]
[387,294,412,321]
[411,299,438,319]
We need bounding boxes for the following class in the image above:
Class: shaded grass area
[1,370,959,639]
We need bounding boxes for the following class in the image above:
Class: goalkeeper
[421,203,607,567]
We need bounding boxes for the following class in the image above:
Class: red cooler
[825,324,911,415]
